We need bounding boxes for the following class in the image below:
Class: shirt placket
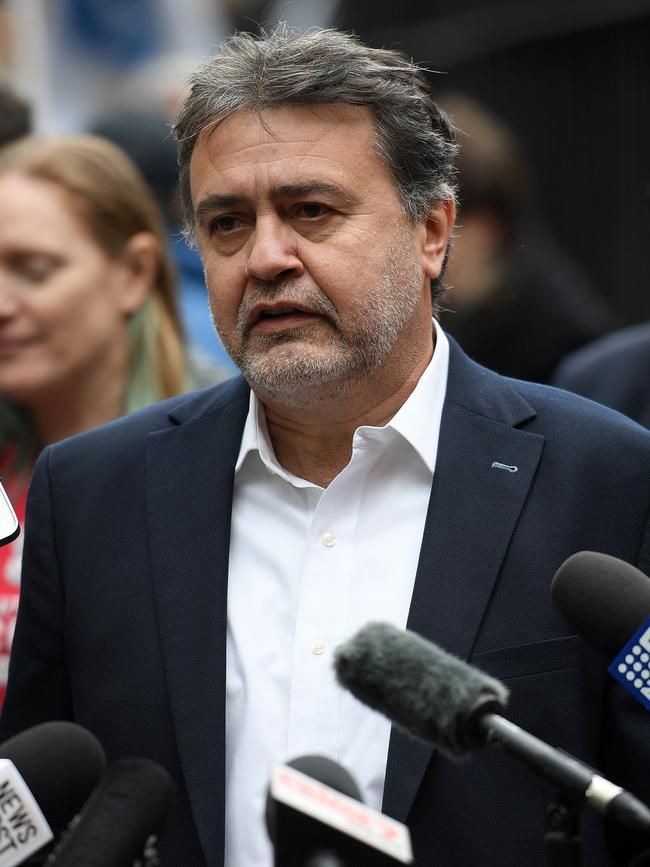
[286,453,369,760]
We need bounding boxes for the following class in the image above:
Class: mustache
[236,281,340,334]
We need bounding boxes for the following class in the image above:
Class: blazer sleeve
[0,445,73,738]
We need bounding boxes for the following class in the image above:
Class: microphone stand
[544,792,582,867]
[476,714,590,866]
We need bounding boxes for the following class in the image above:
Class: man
[2,26,650,867]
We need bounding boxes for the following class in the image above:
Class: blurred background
[1,0,649,356]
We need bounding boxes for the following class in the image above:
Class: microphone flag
[270,762,413,865]
[0,758,53,866]
[609,616,650,711]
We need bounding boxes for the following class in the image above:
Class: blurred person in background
[553,320,650,428]
[0,85,31,146]
[91,102,237,376]
[439,93,617,383]
[0,133,215,705]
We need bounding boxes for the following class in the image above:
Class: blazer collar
[166,374,250,426]
[443,336,537,427]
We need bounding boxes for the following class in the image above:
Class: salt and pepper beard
[210,229,427,406]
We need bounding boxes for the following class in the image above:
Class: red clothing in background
[0,452,29,708]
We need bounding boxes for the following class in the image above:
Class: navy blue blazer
[3,339,650,866]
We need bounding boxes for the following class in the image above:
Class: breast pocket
[470,634,583,681]
[470,635,592,754]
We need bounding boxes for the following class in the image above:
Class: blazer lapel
[383,342,545,822]
[145,379,249,865]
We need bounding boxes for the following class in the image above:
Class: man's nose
[245,216,304,283]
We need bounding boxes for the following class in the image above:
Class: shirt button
[311,641,326,655]
[321,531,336,548]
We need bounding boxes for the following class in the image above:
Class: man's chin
[238,350,368,405]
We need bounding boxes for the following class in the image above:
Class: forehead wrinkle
[194,106,377,177]
[270,180,352,200]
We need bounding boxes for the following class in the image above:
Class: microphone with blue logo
[550,551,650,711]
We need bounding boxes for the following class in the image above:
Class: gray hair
[174,25,458,298]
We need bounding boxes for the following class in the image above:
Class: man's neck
[258,342,434,488]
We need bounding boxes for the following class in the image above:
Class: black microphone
[266,754,413,866]
[334,622,650,836]
[47,757,175,866]
[551,551,650,657]
[551,551,650,710]
[0,721,106,865]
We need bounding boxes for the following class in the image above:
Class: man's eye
[297,203,328,219]
[211,215,241,233]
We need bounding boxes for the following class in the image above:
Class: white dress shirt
[225,323,449,866]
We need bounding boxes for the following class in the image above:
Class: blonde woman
[0,135,218,704]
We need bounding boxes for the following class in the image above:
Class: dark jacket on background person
[553,321,650,428]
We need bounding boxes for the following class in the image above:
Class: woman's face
[0,172,146,405]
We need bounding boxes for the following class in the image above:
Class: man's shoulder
[447,338,650,454]
[517,375,650,439]
[502,374,650,482]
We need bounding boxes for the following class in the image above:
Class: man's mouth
[248,303,322,334]
[259,306,301,319]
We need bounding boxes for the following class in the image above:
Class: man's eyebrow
[195,194,248,224]
[194,181,357,223]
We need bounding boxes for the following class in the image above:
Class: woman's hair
[0,134,188,463]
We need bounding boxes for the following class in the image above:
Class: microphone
[0,481,19,548]
[47,757,175,866]
[266,755,413,865]
[334,622,650,836]
[551,551,650,709]
[0,721,106,865]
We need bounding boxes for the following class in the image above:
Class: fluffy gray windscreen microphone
[334,622,509,758]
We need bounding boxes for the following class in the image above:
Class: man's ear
[420,199,456,281]
[117,232,161,315]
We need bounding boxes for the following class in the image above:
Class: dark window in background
[336,1,650,322]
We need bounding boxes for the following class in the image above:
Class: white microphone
[0,721,105,866]
[0,482,19,549]
[267,755,413,865]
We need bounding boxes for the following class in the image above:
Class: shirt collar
[378,319,448,473]
[235,320,449,478]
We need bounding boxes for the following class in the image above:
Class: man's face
[190,104,450,403]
